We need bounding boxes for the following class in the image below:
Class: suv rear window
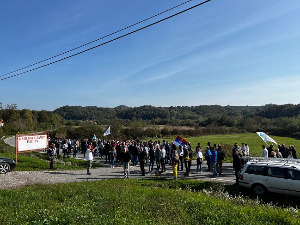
[245,165,266,175]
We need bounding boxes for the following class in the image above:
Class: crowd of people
[47,139,297,182]
[261,144,297,159]
[48,139,229,179]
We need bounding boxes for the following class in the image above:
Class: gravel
[0,156,235,190]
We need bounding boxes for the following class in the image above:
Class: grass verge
[0,179,299,224]
[0,140,100,171]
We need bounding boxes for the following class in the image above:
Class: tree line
[1,103,300,140]
[0,103,65,137]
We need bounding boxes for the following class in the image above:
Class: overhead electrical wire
[0,0,212,82]
[0,0,195,79]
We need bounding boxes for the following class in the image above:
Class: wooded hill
[2,103,300,140]
[53,104,300,138]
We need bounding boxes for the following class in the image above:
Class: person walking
[233,149,243,184]
[138,147,147,176]
[47,143,56,170]
[196,147,203,173]
[73,142,78,158]
[210,147,218,177]
[131,142,139,166]
[216,144,225,175]
[120,147,132,178]
[104,141,112,164]
[160,145,166,172]
[155,145,161,171]
[172,152,179,179]
[148,146,155,172]
[110,146,117,168]
[205,146,211,171]
[183,145,191,176]
[177,145,184,171]
[63,140,68,158]
[86,144,94,175]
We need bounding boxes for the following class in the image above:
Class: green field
[0,179,299,224]
[160,133,300,159]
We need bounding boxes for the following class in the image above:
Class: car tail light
[239,174,243,180]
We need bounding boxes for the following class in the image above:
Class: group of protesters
[48,138,297,181]
[261,143,297,159]
[47,137,229,179]
[72,139,229,179]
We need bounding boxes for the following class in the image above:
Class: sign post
[15,133,49,163]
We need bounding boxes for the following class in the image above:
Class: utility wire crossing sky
[1,0,300,110]
[0,0,211,81]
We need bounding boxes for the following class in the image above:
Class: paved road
[4,136,15,147]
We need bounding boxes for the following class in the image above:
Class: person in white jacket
[262,145,268,158]
[86,144,94,175]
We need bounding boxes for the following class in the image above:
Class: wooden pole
[15,134,18,164]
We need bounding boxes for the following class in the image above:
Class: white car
[239,157,300,196]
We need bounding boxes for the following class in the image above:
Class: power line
[0,0,196,79]
[0,0,212,82]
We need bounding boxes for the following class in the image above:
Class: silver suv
[239,157,300,196]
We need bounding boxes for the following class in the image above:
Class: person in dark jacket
[233,150,243,184]
[131,142,139,166]
[216,144,225,175]
[183,145,192,176]
[47,143,56,169]
[120,147,132,178]
[138,147,147,176]
[148,146,155,172]
[104,141,111,163]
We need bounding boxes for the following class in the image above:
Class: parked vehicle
[0,157,16,174]
[239,157,300,196]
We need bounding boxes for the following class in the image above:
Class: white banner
[103,126,111,136]
[17,134,48,152]
[256,132,277,145]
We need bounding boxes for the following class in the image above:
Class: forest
[1,103,300,140]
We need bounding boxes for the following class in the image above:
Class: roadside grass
[0,140,100,171]
[0,179,299,224]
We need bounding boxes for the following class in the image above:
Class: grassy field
[159,133,300,159]
[0,179,299,224]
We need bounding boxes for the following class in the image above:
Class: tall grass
[0,179,299,224]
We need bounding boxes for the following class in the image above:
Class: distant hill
[53,104,300,126]
[53,104,262,122]
[115,105,129,109]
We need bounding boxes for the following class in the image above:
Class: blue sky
[1,0,300,110]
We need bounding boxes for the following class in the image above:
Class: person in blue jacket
[210,146,218,177]
[205,146,211,171]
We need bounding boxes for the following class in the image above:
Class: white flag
[103,126,111,136]
[256,132,277,145]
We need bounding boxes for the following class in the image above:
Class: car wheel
[251,184,267,195]
[0,163,10,174]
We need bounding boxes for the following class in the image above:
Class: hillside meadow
[159,133,300,159]
[0,179,299,224]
